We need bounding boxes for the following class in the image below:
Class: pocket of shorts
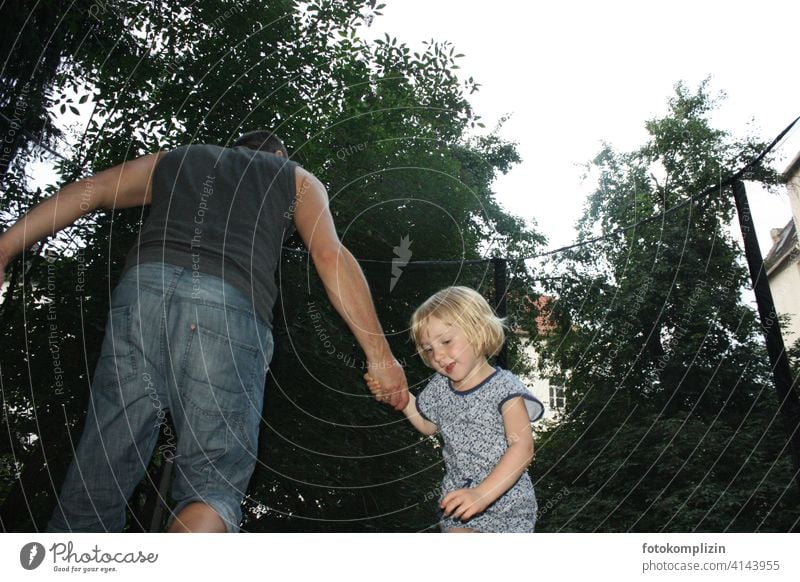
[182,324,264,416]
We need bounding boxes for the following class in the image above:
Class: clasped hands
[363,359,409,411]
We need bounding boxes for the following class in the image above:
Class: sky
[366,0,800,253]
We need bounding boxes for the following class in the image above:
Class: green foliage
[535,398,799,532]
[0,0,541,531]
[533,80,799,531]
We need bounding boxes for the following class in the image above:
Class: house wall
[518,337,564,423]
[769,256,800,347]
[773,158,800,347]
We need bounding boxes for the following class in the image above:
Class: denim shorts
[47,262,273,532]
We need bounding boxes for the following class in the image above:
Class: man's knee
[167,502,227,533]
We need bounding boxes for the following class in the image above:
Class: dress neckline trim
[447,366,502,395]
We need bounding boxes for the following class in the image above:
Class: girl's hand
[440,488,490,522]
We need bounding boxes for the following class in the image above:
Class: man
[0,130,409,532]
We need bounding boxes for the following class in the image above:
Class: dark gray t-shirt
[124,144,298,326]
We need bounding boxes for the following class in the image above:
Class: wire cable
[5,110,798,265]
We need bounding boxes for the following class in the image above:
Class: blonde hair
[410,286,505,368]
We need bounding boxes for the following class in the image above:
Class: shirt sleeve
[415,376,441,426]
[496,372,545,423]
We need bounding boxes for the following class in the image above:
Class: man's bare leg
[167,502,226,533]
[446,527,476,533]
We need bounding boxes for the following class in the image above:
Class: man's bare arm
[0,153,163,286]
[292,167,409,411]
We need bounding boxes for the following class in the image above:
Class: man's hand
[363,361,409,411]
[363,373,382,397]
[440,488,490,522]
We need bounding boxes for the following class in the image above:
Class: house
[764,152,800,348]
[514,295,565,422]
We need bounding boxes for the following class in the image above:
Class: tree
[532,81,799,532]
[0,0,542,531]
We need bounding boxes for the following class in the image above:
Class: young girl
[365,286,544,532]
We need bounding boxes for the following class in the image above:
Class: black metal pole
[493,257,508,369]
[149,456,174,532]
[732,180,800,494]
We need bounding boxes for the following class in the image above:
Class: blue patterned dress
[416,367,544,532]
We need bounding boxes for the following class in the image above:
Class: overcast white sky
[367,0,800,253]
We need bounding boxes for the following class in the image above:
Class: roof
[765,218,798,276]
[513,295,558,337]
[783,150,800,182]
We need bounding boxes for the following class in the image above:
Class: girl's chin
[449,375,469,387]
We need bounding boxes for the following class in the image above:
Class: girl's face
[420,316,493,391]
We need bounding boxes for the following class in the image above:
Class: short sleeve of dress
[495,371,545,422]
[415,376,443,426]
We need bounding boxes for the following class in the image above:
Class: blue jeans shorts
[47,262,273,532]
